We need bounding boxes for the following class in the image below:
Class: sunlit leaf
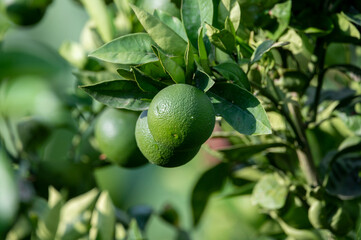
[131,4,187,56]
[89,192,115,240]
[182,0,213,48]
[89,33,158,65]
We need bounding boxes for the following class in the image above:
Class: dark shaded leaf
[218,142,287,162]
[17,118,51,151]
[80,80,155,111]
[191,163,228,227]
[208,83,272,135]
[117,68,135,80]
[137,61,169,80]
[325,152,361,200]
[159,204,180,227]
[195,70,215,92]
[132,68,168,93]
[213,62,250,90]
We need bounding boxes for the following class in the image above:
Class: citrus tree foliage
[1,0,361,239]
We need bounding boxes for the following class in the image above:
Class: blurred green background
[1,1,262,239]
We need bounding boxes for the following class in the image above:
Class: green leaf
[89,33,158,65]
[219,0,241,31]
[80,80,155,111]
[153,10,187,41]
[74,70,121,85]
[191,163,227,227]
[252,174,288,210]
[218,142,288,162]
[198,27,211,74]
[132,68,168,93]
[127,219,144,240]
[89,192,116,240]
[35,187,63,240]
[117,68,135,80]
[342,11,361,27]
[325,151,361,200]
[131,4,187,56]
[213,62,250,90]
[269,0,291,39]
[205,24,236,54]
[195,70,215,92]
[325,64,361,82]
[56,189,99,239]
[159,204,180,227]
[0,147,19,235]
[208,83,272,135]
[80,0,115,42]
[0,117,19,158]
[333,13,360,39]
[152,46,186,83]
[250,40,289,65]
[185,41,196,83]
[181,0,214,48]
[137,61,169,80]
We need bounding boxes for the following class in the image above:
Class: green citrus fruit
[95,108,148,168]
[135,110,200,167]
[147,84,215,149]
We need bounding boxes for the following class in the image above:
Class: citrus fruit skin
[147,84,215,149]
[135,110,200,167]
[95,108,148,168]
